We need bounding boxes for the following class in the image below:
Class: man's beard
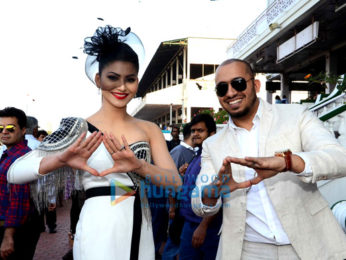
[227,90,257,118]
[229,106,251,118]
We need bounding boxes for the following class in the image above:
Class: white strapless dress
[73,140,154,260]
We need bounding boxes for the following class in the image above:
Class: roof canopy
[137,39,186,97]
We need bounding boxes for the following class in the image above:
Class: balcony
[228,0,319,60]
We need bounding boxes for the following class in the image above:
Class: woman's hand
[100,133,143,176]
[56,131,102,176]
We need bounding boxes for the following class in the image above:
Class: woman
[7,25,181,260]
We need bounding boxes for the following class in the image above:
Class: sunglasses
[215,77,254,97]
[0,124,16,133]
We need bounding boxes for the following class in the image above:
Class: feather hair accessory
[84,25,145,84]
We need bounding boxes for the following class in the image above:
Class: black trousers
[39,208,57,231]
[70,190,85,234]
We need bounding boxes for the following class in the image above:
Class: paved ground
[34,200,72,260]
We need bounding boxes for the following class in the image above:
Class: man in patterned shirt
[0,107,33,259]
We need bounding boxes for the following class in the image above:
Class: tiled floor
[34,200,72,260]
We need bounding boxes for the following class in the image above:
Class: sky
[0,0,267,131]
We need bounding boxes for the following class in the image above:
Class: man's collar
[181,141,195,150]
[4,140,28,156]
[228,99,263,130]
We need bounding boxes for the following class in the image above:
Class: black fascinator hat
[84,25,145,84]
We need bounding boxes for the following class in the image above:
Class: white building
[131,37,235,127]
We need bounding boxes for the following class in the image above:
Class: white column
[165,72,168,88]
[170,65,173,86]
[187,106,191,122]
[181,48,187,123]
[169,103,173,125]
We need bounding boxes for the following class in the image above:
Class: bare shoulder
[132,118,162,136]
[135,118,161,134]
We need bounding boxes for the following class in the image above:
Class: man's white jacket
[192,99,346,260]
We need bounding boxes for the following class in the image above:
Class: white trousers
[241,241,300,260]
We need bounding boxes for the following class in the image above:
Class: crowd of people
[1,24,346,260]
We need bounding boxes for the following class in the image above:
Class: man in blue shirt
[163,123,196,260]
[179,113,222,260]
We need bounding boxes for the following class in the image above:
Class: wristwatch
[275,149,292,171]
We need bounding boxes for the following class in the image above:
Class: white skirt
[73,195,154,260]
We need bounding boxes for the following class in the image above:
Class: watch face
[275,151,285,157]
[275,149,292,156]
[274,149,292,171]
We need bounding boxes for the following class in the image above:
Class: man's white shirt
[227,101,290,244]
[25,134,41,150]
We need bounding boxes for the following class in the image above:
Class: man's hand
[179,163,189,176]
[216,157,253,192]
[192,224,207,248]
[168,207,176,220]
[48,203,56,211]
[168,196,176,220]
[202,157,252,206]
[57,131,102,176]
[228,156,286,184]
[1,228,15,260]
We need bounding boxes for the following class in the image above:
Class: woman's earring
[98,88,101,95]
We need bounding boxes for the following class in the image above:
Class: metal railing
[231,0,298,55]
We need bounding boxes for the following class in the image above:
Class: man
[179,113,222,260]
[281,95,288,104]
[192,59,346,259]
[163,123,196,260]
[169,123,196,173]
[36,130,48,142]
[0,107,33,259]
[166,125,181,152]
[25,116,40,149]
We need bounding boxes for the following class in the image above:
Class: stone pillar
[280,73,290,103]
[267,91,273,104]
